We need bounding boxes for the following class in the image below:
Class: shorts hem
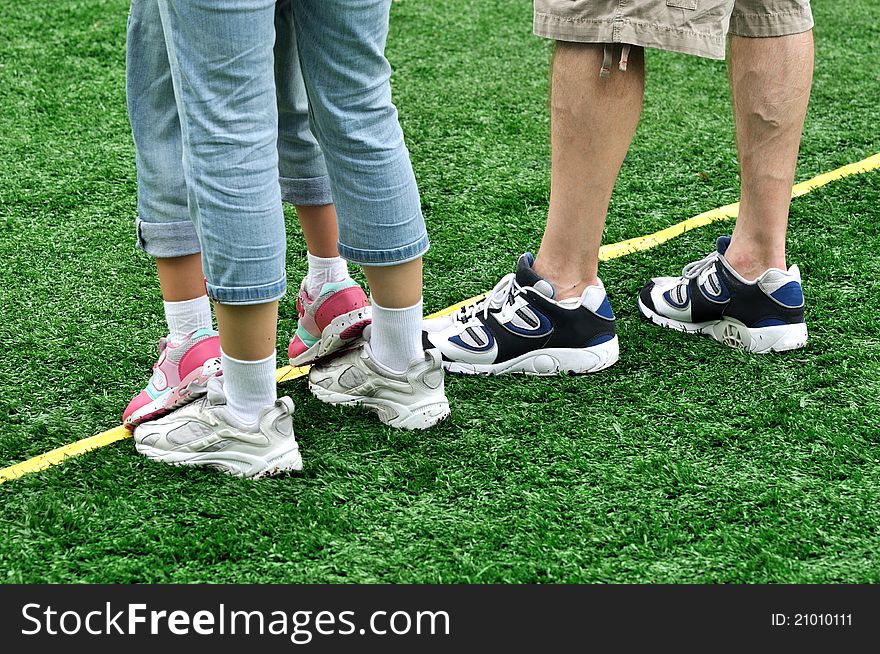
[136,217,201,259]
[338,235,430,267]
[279,174,332,206]
[206,278,287,305]
[728,8,814,38]
[534,13,726,59]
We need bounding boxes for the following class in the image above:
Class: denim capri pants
[126,0,430,305]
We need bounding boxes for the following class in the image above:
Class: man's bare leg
[724,31,814,280]
[422,43,637,375]
[533,42,645,300]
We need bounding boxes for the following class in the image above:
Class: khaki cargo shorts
[534,1,813,59]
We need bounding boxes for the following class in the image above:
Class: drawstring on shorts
[599,43,632,78]
[619,44,631,71]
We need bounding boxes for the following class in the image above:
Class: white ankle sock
[164,295,212,345]
[369,297,424,373]
[305,253,349,298]
[220,351,277,425]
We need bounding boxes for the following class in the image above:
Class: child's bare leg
[363,258,423,373]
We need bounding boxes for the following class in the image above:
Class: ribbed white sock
[164,295,212,345]
[220,351,277,425]
[305,252,349,298]
[369,297,424,373]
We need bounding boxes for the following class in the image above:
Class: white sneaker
[133,378,302,478]
[637,236,808,353]
[308,342,450,430]
[422,253,619,375]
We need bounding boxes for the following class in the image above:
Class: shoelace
[681,250,720,280]
[456,273,527,324]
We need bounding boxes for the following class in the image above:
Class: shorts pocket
[667,0,698,9]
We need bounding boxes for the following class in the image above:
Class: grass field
[1,0,879,583]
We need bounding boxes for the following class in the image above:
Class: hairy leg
[534,42,645,299]
[725,31,814,280]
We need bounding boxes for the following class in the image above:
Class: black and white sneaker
[423,253,619,375]
[637,236,808,353]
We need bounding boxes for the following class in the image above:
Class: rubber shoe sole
[308,384,450,430]
[289,307,372,367]
[134,440,302,479]
[638,297,808,354]
[443,336,619,376]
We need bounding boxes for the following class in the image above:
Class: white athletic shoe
[308,341,450,430]
[423,253,619,375]
[638,236,808,354]
[133,378,302,478]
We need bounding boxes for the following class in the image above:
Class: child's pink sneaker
[123,328,222,429]
[288,279,371,366]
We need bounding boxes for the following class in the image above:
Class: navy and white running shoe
[423,253,619,375]
[637,236,808,353]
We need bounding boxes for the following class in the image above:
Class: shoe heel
[712,321,808,353]
[253,446,303,478]
[390,401,451,430]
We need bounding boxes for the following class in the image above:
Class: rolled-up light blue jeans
[128,0,429,305]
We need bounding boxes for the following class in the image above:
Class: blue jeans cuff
[136,217,201,258]
[280,174,332,206]
[337,235,430,266]
[206,276,287,305]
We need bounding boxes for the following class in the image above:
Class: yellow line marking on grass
[276,364,310,384]
[0,427,132,482]
[2,152,878,484]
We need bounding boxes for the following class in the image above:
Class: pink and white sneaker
[288,278,371,366]
[123,328,222,430]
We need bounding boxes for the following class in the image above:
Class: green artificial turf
[0,0,878,582]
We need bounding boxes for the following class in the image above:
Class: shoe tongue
[206,376,226,405]
[515,253,555,299]
[716,236,731,255]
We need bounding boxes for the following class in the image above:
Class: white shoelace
[681,250,720,280]
[456,273,531,324]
